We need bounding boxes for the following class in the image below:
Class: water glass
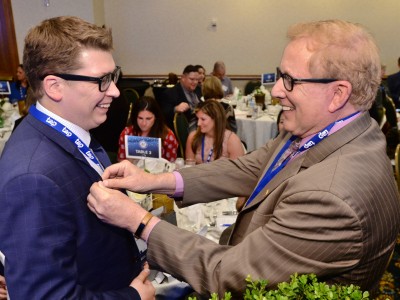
[185,158,196,167]
[175,157,184,169]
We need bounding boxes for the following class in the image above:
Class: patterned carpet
[376,235,400,299]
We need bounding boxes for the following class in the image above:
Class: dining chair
[122,88,140,107]
[244,80,262,95]
[173,112,189,159]
[395,144,400,191]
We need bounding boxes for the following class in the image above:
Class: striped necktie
[272,137,301,171]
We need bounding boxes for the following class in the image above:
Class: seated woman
[9,64,29,104]
[201,75,237,133]
[186,100,244,164]
[118,96,178,162]
[276,109,285,136]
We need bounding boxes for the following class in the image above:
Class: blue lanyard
[201,135,214,163]
[29,105,104,171]
[245,111,359,206]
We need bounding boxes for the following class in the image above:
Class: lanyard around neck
[201,135,214,163]
[29,105,104,172]
[245,111,360,206]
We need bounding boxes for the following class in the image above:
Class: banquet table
[152,198,238,299]
[0,127,13,156]
[0,105,19,156]
[235,109,278,152]
[128,160,239,299]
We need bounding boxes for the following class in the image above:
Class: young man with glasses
[88,20,400,298]
[0,16,154,299]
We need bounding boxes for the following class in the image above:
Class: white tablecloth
[235,109,278,152]
[152,198,238,298]
[0,106,19,156]
[0,127,13,156]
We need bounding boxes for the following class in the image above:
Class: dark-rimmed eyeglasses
[277,68,338,92]
[41,66,121,92]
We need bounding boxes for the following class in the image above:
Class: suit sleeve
[147,190,362,298]
[147,139,363,297]
[0,174,140,300]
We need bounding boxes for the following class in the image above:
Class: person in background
[118,96,178,162]
[276,109,285,135]
[386,57,400,108]
[12,86,34,132]
[185,100,244,164]
[161,65,202,132]
[87,20,400,298]
[211,61,233,97]
[0,16,154,299]
[9,64,29,104]
[195,64,206,86]
[202,75,237,133]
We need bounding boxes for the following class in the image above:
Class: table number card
[0,81,11,95]
[261,73,276,85]
[125,135,161,159]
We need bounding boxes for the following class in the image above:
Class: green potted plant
[253,88,266,110]
[188,273,370,300]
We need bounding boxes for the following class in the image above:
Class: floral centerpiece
[0,98,7,128]
[252,87,266,110]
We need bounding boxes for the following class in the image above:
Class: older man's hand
[87,181,143,232]
[101,160,177,196]
[101,160,154,193]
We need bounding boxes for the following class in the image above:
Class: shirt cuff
[172,171,184,197]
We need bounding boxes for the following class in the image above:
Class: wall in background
[10,0,400,76]
[103,0,400,75]
[11,0,94,62]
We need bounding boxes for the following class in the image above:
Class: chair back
[244,80,261,95]
[395,144,400,191]
[122,88,140,106]
[173,112,189,158]
[123,88,140,125]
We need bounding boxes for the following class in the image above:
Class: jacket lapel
[26,115,105,181]
[243,112,371,211]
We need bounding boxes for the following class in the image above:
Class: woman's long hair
[191,100,227,160]
[15,64,28,89]
[130,96,168,140]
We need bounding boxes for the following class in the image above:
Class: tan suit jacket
[147,112,400,298]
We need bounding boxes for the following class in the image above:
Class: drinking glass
[185,158,196,167]
[175,157,184,169]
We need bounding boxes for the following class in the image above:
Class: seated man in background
[211,60,233,97]
[161,64,202,132]
[387,57,400,108]
[0,16,154,299]
[88,20,400,298]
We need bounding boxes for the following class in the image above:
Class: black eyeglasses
[41,66,121,92]
[277,68,338,92]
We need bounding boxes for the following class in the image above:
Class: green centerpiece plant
[253,88,266,110]
[188,273,370,300]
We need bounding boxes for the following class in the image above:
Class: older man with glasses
[0,16,155,300]
[88,20,400,298]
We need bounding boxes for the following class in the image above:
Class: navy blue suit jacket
[387,71,400,107]
[0,114,142,299]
